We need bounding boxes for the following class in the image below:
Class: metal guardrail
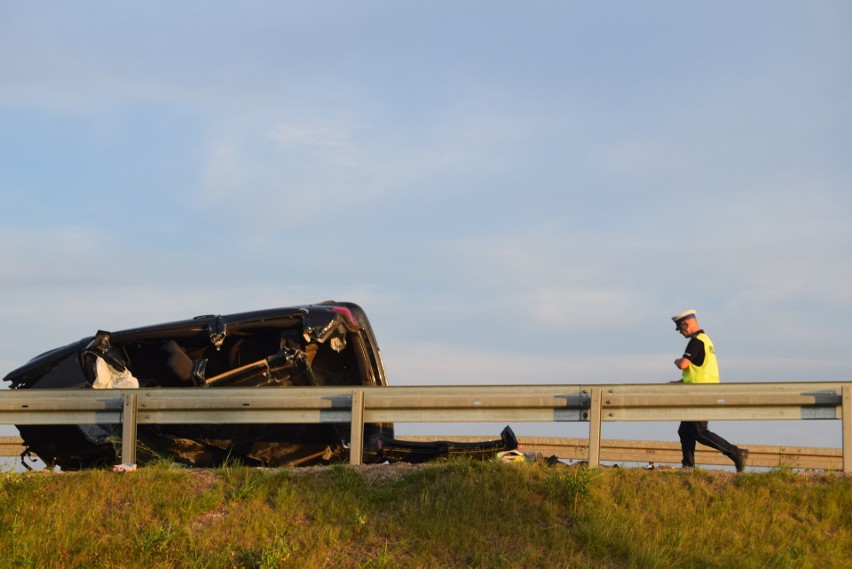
[0,382,849,471]
[0,436,25,458]
[2,435,842,470]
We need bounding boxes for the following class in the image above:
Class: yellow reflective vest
[683,332,719,384]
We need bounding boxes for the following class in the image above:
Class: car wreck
[3,301,518,470]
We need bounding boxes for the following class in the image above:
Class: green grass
[0,461,849,568]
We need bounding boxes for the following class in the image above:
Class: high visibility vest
[683,333,720,384]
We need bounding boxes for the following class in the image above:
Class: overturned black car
[3,301,518,470]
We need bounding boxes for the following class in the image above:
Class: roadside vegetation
[1,460,849,568]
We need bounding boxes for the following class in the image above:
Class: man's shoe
[734,449,749,472]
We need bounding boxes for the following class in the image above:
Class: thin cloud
[266,123,356,163]
[0,227,104,286]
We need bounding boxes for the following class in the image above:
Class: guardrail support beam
[842,385,851,474]
[121,392,138,466]
[588,388,602,468]
[349,390,365,466]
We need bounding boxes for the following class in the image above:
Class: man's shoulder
[685,334,707,352]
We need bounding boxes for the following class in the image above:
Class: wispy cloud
[0,227,104,286]
[266,123,358,166]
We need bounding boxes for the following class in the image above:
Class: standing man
[671,310,749,472]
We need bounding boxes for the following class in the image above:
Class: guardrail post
[121,392,138,465]
[588,388,602,468]
[842,385,851,474]
[349,390,365,466]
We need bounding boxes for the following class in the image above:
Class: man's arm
[669,356,691,383]
[675,337,704,371]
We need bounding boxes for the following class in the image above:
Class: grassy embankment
[1,460,850,568]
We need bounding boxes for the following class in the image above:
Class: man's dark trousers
[678,421,740,467]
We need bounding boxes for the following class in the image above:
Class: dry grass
[0,461,849,568]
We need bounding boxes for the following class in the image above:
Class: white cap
[671,309,697,324]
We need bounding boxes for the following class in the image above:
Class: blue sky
[2,2,850,453]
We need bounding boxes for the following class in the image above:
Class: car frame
[4,301,393,469]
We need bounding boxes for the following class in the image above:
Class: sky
[1,2,851,456]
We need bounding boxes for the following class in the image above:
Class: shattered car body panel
[4,301,393,469]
